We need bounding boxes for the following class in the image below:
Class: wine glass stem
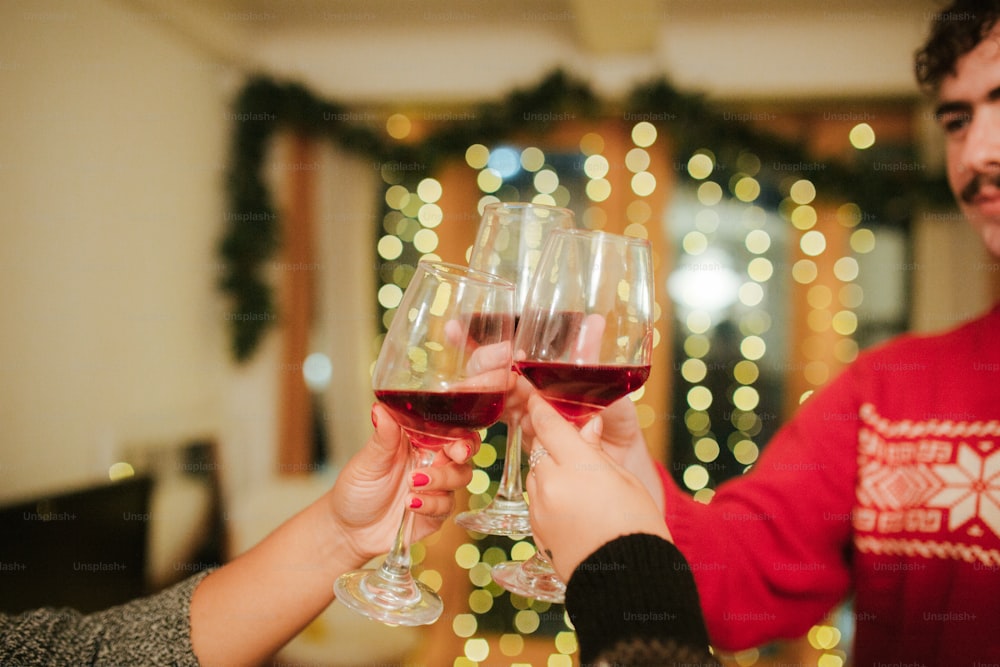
[496,424,524,502]
[379,445,437,578]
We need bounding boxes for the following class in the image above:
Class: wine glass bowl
[514,228,654,420]
[455,202,575,537]
[334,261,515,625]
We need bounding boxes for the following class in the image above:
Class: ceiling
[120,0,940,103]
[129,0,931,59]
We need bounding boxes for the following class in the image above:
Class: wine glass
[455,201,575,536]
[491,228,654,603]
[334,261,515,625]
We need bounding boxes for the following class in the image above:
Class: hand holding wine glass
[491,228,655,602]
[519,390,673,582]
[334,261,515,625]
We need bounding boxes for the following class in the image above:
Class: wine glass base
[491,559,566,604]
[334,568,443,626]
[455,498,532,536]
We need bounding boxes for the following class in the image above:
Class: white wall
[0,0,234,503]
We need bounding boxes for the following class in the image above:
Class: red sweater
[662,304,1000,665]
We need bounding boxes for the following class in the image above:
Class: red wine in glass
[515,361,650,426]
[467,313,519,347]
[374,389,506,448]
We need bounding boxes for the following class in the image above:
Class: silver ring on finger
[528,446,549,475]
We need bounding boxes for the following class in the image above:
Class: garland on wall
[220,69,951,362]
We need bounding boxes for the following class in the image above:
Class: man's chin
[975,221,1000,258]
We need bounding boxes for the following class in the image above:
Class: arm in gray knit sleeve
[0,570,210,667]
[564,533,719,667]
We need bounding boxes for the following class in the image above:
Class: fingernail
[464,443,472,461]
[371,404,378,428]
[409,497,423,509]
[412,472,430,487]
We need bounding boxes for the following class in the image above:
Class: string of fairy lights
[372,116,878,666]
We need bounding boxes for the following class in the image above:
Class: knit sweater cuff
[564,533,711,665]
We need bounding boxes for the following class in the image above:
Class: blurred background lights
[738,282,764,307]
[385,184,409,210]
[694,437,720,462]
[747,257,773,282]
[687,386,713,410]
[682,358,708,383]
[514,609,540,634]
[625,147,651,172]
[733,176,761,202]
[417,204,443,228]
[686,310,712,333]
[585,178,612,202]
[732,439,759,465]
[534,169,560,194]
[682,230,709,255]
[849,122,876,149]
[476,168,503,193]
[108,461,135,481]
[498,633,524,656]
[668,249,742,315]
[631,121,657,147]
[487,145,522,179]
[464,638,490,662]
[697,181,724,206]
[683,464,710,490]
[583,154,609,179]
[740,335,766,360]
[833,256,860,281]
[377,283,403,309]
[376,235,403,260]
[631,171,657,197]
[850,228,877,253]
[800,230,827,256]
[385,113,411,139]
[520,146,545,171]
[579,131,605,155]
[687,152,714,179]
[792,259,819,284]
[791,205,817,230]
[789,179,816,204]
[302,352,333,391]
[412,228,439,254]
[465,143,489,169]
[744,229,772,254]
[416,177,442,203]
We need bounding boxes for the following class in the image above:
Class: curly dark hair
[915,0,1000,94]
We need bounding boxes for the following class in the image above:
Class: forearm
[190,491,356,667]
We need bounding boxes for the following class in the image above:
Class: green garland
[220,69,951,362]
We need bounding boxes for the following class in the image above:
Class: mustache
[960,171,1000,204]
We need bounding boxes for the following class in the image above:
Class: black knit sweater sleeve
[564,533,719,666]
[0,569,211,666]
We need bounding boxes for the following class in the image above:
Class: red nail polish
[412,472,430,487]
[371,405,378,428]
[410,497,423,509]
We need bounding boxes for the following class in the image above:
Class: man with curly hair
[584,2,1000,664]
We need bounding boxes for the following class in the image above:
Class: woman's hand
[328,403,479,564]
[522,393,672,582]
[515,378,665,515]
